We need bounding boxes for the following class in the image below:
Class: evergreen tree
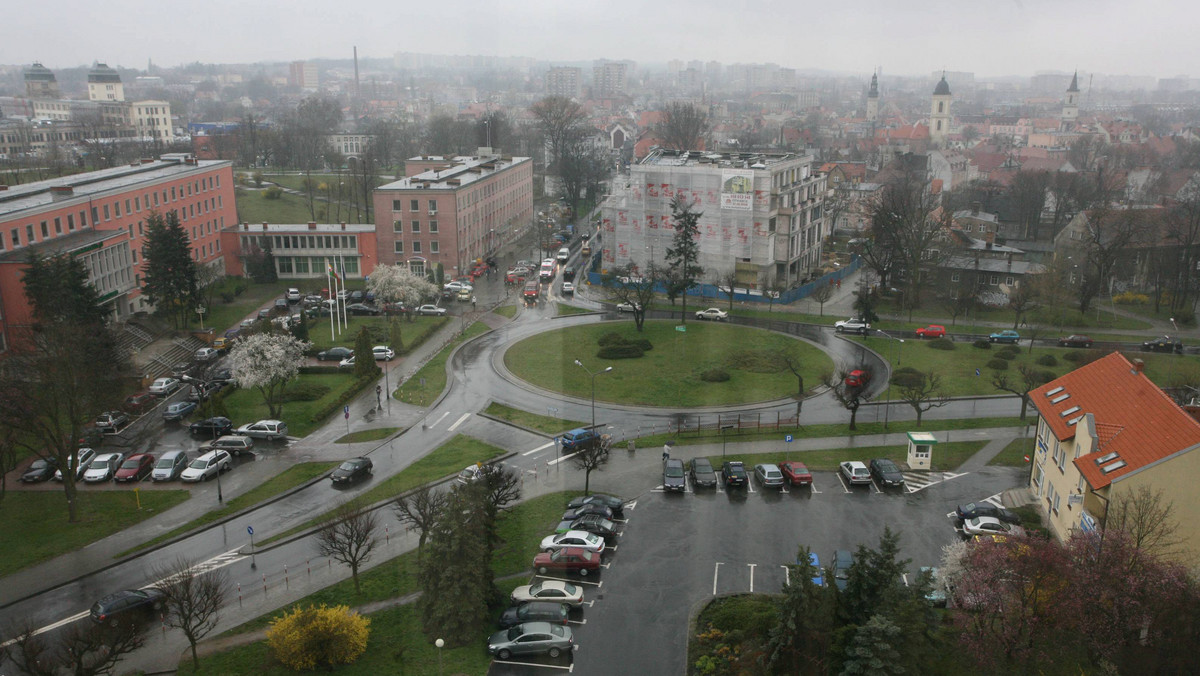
[768,545,836,674]
[141,210,198,327]
[840,615,906,676]
[417,488,495,644]
[665,195,704,323]
[353,327,379,378]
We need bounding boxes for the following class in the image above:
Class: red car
[845,369,870,387]
[114,453,156,482]
[778,461,813,487]
[123,391,156,415]
[915,325,946,338]
[533,547,602,576]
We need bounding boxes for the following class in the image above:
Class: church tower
[866,72,879,123]
[930,72,952,147]
[1061,71,1079,131]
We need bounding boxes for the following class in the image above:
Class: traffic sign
[344,405,350,419]
[785,435,793,443]
[247,526,254,535]
[675,325,687,332]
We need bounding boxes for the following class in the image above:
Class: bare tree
[656,102,708,151]
[460,462,523,547]
[529,96,588,173]
[772,350,807,421]
[809,282,834,316]
[718,269,739,311]
[315,504,380,594]
[992,364,1053,421]
[1008,171,1050,240]
[1105,485,1181,556]
[824,369,865,431]
[602,263,660,331]
[572,436,611,495]
[868,164,950,309]
[154,557,229,670]
[5,620,145,676]
[764,280,787,313]
[393,484,447,562]
[1008,282,1040,330]
[895,371,949,426]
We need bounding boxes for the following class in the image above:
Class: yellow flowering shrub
[266,604,370,670]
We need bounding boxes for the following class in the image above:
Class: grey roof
[24,63,56,82]
[0,226,121,262]
[933,75,951,96]
[87,63,121,84]
[1067,71,1080,93]
[942,255,1045,276]
[377,155,530,191]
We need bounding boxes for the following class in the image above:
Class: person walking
[471,295,477,310]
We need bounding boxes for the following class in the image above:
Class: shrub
[997,345,1021,357]
[1036,354,1058,367]
[987,358,1009,370]
[973,339,991,349]
[1035,370,1057,383]
[219,291,235,303]
[597,344,644,359]
[631,338,654,352]
[996,350,1017,361]
[267,604,370,671]
[281,381,330,403]
[928,338,955,351]
[1112,291,1150,305]
[597,332,626,347]
[700,368,730,382]
[252,171,264,188]
[890,366,924,388]
[1063,350,1085,363]
[1176,308,1196,327]
[263,186,283,200]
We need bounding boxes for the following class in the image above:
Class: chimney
[971,201,981,215]
[50,186,74,201]
[1132,359,1145,374]
[308,222,317,230]
[340,222,347,231]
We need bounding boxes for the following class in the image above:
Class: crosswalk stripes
[981,492,1004,508]
[903,470,969,493]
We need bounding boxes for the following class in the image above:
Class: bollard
[307,559,311,576]
[385,525,390,545]
[262,572,267,595]
[238,583,243,607]
[285,564,289,590]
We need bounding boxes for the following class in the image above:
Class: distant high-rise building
[24,62,59,99]
[592,62,628,97]
[545,66,582,99]
[289,61,319,90]
[1062,71,1080,131]
[930,73,952,148]
[87,63,124,102]
[866,72,879,123]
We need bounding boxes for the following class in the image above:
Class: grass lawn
[219,372,363,438]
[636,416,1024,448]
[482,402,587,434]
[187,280,295,333]
[261,434,505,544]
[118,462,337,557]
[234,187,318,224]
[990,437,1037,467]
[336,428,402,444]
[709,440,987,473]
[505,321,831,407]
[396,321,490,407]
[0,490,190,577]
[492,304,518,319]
[306,315,448,354]
[556,303,593,316]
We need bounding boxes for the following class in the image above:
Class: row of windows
[275,256,361,276]
[243,234,359,251]
[392,199,440,214]
[393,240,439,255]
[393,220,439,234]
[949,272,1017,286]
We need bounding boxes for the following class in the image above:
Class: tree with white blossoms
[230,332,309,419]
[367,264,437,308]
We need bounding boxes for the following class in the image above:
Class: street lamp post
[435,638,444,676]
[877,331,904,430]
[574,359,612,431]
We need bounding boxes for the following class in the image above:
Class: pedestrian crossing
[903,470,968,493]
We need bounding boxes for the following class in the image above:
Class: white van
[556,247,570,263]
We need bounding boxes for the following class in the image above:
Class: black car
[20,457,58,483]
[564,513,618,539]
[721,461,748,487]
[1057,334,1094,348]
[562,503,613,521]
[1142,335,1183,353]
[498,601,571,629]
[330,457,373,486]
[562,267,576,282]
[349,290,365,303]
[869,458,905,488]
[955,502,1021,525]
[90,588,164,625]
[273,298,289,314]
[662,458,686,492]
[566,493,625,518]
[690,458,718,488]
[189,416,233,437]
[317,347,354,361]
[209,368,233,384]
[346,303,381,316]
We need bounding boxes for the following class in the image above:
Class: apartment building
[545,67,583,99]
[372,153,533,277]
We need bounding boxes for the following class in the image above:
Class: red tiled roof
[1031,352,1200,488]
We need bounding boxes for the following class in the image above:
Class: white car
[444,280,472,292]
[372,345,395,361]
[616,302,642,313]
[540,530,605,554]
[416,304,447,316]
[561,282,575,295]
[180,450,231,483]
[834,318,872,335]
[148,377,181,395]
[962,516,1024,538]
[194,347,218,362]
[839,461,872,485]
[236,420,289,440]
[286,288,301,301]
[556,247,570,263]
[54,448,97,482]
[695,307,728,321]
[82,452,126,483]
[510,579,585,608]
[339,355,356,369]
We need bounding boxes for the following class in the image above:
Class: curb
[476,409,558,439]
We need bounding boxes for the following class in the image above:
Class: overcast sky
[9,0,1198,79]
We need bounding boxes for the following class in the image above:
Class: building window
[135,196,141,211]
[67,214,75,231]
[1006,276,1015,286]
[989,275,998,285]
[429,220,438,233]
[103,205,110,220]
[951,272,960,282]
[54,218,62,234]
[394,241,404,254]
[27,224,35,242]
[393,221,403,233]
[412,241,422,254]
[430,241,440,253]
[153,192,159,207]
[393,200,403,211]
[114,202,121,217]
[1052,490,1061,516]
[410,199,419,211]
[428,199,437,213]
[80,210,87,227]
[10,229,18,248]
[412,221,420,233]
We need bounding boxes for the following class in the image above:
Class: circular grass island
[503,320,833,408]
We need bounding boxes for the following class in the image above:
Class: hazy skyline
[7,0,1199,80]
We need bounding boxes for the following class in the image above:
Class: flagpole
[339,254,349,331]
[327,259,335,342]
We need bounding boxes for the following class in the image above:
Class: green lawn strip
[870,296,1151,332]
[219,372,363,438]
[186,280,295,333]
[636,416,1024,448]
[555,303,593,316]
[260,434,505,545]
[234,187,320,224]
[117,463,338,557]
[305,315,447,354]
[989,437,1037,467]
[482,402,587,434]
[336,428,402,444]
[259,173,344,192]
[492,304,518,318]
[0,490,190,578]
[504,321,830,408]
[709,440,986,473]
[396,321,490,407]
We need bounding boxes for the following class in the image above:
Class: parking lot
[488,463,1023,675]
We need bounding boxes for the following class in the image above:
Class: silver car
[487,622,574,660]
[152,450,189,482]
[753,463,785,488]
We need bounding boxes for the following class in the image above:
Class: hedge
[308,373,377,424]
[986,358,1009,370]
[973,340,991,349]
[700,368,730,382]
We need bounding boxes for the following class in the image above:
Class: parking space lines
[523,441,555,456]
[536,574,603,588]
[492,658,575,672]
[982,492,1004,507]
[810,481,822,494]
[781,565,790,586]
[747,563,756,592]
[713,562,722,595]
[837,474,851,493]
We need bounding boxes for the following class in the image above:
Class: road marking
[428,411,450,428]
[906,471,969,493]
[538,574,602,587]
[748,563,756,592]
[982,492,1004,507]
[746,482,755,493]
[838,474,851,493]
[568,619,588,625]
[872,480,883,495]
[780,486,789,494]
[548,449,582,465]
[601,563,611,569]
[810,482,822,494]
[447,413,470,432]
[0,610,89,645]
[713,562,722,595]
[624,500,637,511]
[781,565,790,586]
[491,658,575,672]
[523,441,555,456]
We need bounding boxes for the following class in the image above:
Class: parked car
[808,552,825,586]
[778,461,812,487]
[148,377,181,395]
[194,347,219,362]
[286,288,301,302]
[561,281,575,295]
[95,410,129,431]
[988,329,1020,344]
[123,391,156,414]
[54,448,97,482]
[554,514,617,539]
[152,450,189,482]
[560,428,600,452]
[695,307,728,321]
[257,308,272,320]
[754,463,785,488]
[921,567,947,607]
[83,452,126,483]
[662,458,687,492]
[487,622,574,660]
[114,453,155,483]
[955,502,1021,525]
[78,425,104,448]
[690,458,718,488]
[1142,335,1183,353]
[331,457,373,486]
[372,345,395,361]
[90,588,164,626]
[510,580,585,608]
[533,546,602,576]
[180,450,232,482]
[1057,334,1094,348]
[455,464,484,485]
[19,457,58,483]
[915,324,946,338]
[273,298,289,313]
[869,458,905,488]
[457,287,472,302]
[416,304,447,316]
[202,435,255,457]
[339,355,356,369]
[189,416,233,438]
[162,401,197,422]
[840,460,871,485]
[561,503,613,521]
[540,530,604,554]
[444,280,472,292]
[844,369,870,387]
[832,549,854,591]
[317,347,354,361]
[211,337,231,353]
[565,493,625,518]
[236,420,288,440]
[615,301,641,313]
[209,368,233,384]
[721,461,748,487]
[349,290,364,303]
[835,317,871,335]
[346,302,381,316]
[962,516,1024,538]
[498,602,570,629]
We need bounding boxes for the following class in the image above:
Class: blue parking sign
[785,435,793,443]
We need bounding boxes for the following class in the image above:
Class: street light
[574,359,612,431]
[435,638,444,676]
[877,331,904,430]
